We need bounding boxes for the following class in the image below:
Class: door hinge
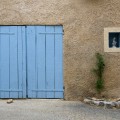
[63,29,64,35]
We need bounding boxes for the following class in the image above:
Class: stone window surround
[104,27,120,52]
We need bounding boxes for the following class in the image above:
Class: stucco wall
[1,0,120,100]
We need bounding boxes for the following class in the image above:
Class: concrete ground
[0,99,120,120]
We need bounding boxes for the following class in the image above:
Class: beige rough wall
[0,0,120,100]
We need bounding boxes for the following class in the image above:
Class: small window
[104,28,120,52]
[109,32,120,48]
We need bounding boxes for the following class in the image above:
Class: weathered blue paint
[55,26,63,98]
[0,25,63,98]
[27,26,64,98]
[36,26,46,98]
[21,26,27,98]
[46,26,55,98]
[0,26,26,98]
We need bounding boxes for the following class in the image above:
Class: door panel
[27,26,64,98]
[0,26,26,98]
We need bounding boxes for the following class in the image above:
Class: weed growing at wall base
[93,53,105,93]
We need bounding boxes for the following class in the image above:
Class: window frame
[104,27,120,52]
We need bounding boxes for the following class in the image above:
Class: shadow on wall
[73,0,104,5]
[84,0,103,3]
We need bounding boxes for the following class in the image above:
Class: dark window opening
[109,32,120,48]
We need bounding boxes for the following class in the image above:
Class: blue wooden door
[0,26,63,99]
[27,26,64,98]
[0,26,26,98]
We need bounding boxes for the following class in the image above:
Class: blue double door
[0,26,63,98]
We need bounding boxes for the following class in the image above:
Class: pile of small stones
[84,97,120,109]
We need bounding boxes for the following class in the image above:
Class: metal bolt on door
[0,26,63,99]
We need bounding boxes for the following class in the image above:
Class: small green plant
[93,53,105,93]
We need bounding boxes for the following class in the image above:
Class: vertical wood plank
[17,26,26,98]
[9,26,18,98]
[22,26,26,98]
[35,26,38,98]
[17,26,22,98]
[27,26,36,98]
[55,26,63,98]
[36,26,46,98]
[46,26,55,98]
[0,26,10,98]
